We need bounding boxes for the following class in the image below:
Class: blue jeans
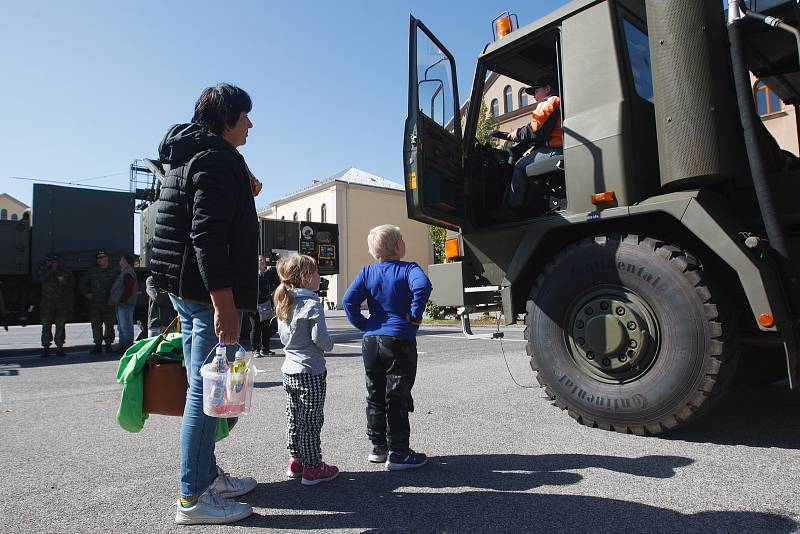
[507,147,563,208]
[170,296,239,499]
[115,303,135,348]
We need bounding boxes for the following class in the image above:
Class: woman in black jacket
[150,84,258,526]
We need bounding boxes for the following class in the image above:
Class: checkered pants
[283,372,327,468]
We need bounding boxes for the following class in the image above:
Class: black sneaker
[41,346,51,358]
[386,449,427,471]
[90,344,102,354]
[368,443,388,463]
[55,346,66,357]
[105,343,115,353]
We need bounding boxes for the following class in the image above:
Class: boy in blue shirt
[343,225,433,470]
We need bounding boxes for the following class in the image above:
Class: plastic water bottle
[208,344,228,409]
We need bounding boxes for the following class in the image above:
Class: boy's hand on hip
[406,313,422,326]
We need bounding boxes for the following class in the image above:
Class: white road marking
[418,334,526,342]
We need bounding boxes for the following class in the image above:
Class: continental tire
[525,234,736,435]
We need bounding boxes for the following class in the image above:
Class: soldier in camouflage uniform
[39,255,74,357]
[79,251,118,353]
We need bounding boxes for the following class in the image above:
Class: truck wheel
[525,234,737,435]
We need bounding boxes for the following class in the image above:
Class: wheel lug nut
[602,358,611,367]
[600,302,609,310]
[585,307,594,315]
[576,320,585,329]
[616,307,625,316]
[628,339,638,348]
[618,354,627,362]
[586,351,595,360]
[627,321,637,330]
[577,337,585,346]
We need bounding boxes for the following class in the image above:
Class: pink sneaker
[301,461,339,486]
[286,458,303,479]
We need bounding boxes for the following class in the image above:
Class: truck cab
[405,0,800,434]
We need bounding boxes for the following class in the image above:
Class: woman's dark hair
[192,83,252,136]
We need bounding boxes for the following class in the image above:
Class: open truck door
[404,16,468,231]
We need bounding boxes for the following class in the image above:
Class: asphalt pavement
[1,315,798,533]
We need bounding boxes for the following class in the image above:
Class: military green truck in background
[0,183,140,327]
[404,0,800,434]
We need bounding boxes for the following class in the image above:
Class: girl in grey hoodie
[274,254,339,486]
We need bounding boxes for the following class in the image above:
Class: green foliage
[474,100,498,148]
[429,225,447,264]
[425,300,441,320]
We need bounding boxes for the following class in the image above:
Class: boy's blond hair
[273,254,318,322]
[367,224,403,261]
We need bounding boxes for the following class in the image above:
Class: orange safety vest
[530,95,563,149]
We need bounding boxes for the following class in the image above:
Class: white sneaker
[209,466,257,498]
[253,350,263,358]
[174,489,252,525]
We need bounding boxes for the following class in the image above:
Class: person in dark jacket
[110,254,138,353]
[250,254,280,357]
[149,83,258,526]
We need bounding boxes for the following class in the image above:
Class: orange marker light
[591,191,616,205]
[758,313,775,328]
[495,16,513,39]
[444,238,460,260]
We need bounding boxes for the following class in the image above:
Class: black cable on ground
[495,313,536,389]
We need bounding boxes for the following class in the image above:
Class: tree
[426,224,447,319]
[474,99,498,147]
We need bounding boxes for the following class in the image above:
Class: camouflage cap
[45,254,59,261]
[96,250,108,259]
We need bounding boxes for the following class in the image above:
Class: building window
[11,213,17,221]
[754,80,783,116]
[490,99,499,117]
[0,209,6,220]
[519,88,528,108]
[503,85,513,113]
[292,212,298,221]
[305,208,312,222]
[321,204,327,223]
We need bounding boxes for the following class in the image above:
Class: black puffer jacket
[150,123,258,310]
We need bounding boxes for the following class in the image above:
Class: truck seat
[526,155,564,177]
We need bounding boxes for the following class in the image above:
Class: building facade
[259,167,433,307]
[0,194,29,221]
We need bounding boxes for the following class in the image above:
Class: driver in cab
[502,75,563,213]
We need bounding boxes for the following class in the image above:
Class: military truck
[404,0,800,434]
[0,183,140,327]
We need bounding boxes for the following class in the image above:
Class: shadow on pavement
[0,349,122,371]
[663,384,800,449]
[234,454,794,533]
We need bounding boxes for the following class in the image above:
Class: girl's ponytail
[274,254,318,322]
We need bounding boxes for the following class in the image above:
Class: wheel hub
[570,295,650,376]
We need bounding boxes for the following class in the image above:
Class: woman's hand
[211,288,240,345]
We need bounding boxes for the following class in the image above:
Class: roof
[265,167,404,208]
[0,193,30,209]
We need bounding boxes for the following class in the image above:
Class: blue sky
[0,0,568,211]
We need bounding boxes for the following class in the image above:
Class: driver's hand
[507,131,518,142]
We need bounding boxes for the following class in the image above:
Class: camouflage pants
[90,305,116,346]
[41,301,70,348]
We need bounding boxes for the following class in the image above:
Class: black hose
[727,18,795,285]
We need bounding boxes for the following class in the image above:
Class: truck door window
[417,33,456,130]
[622,19,654,102]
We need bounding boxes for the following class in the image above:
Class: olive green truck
[403,0,800,434]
